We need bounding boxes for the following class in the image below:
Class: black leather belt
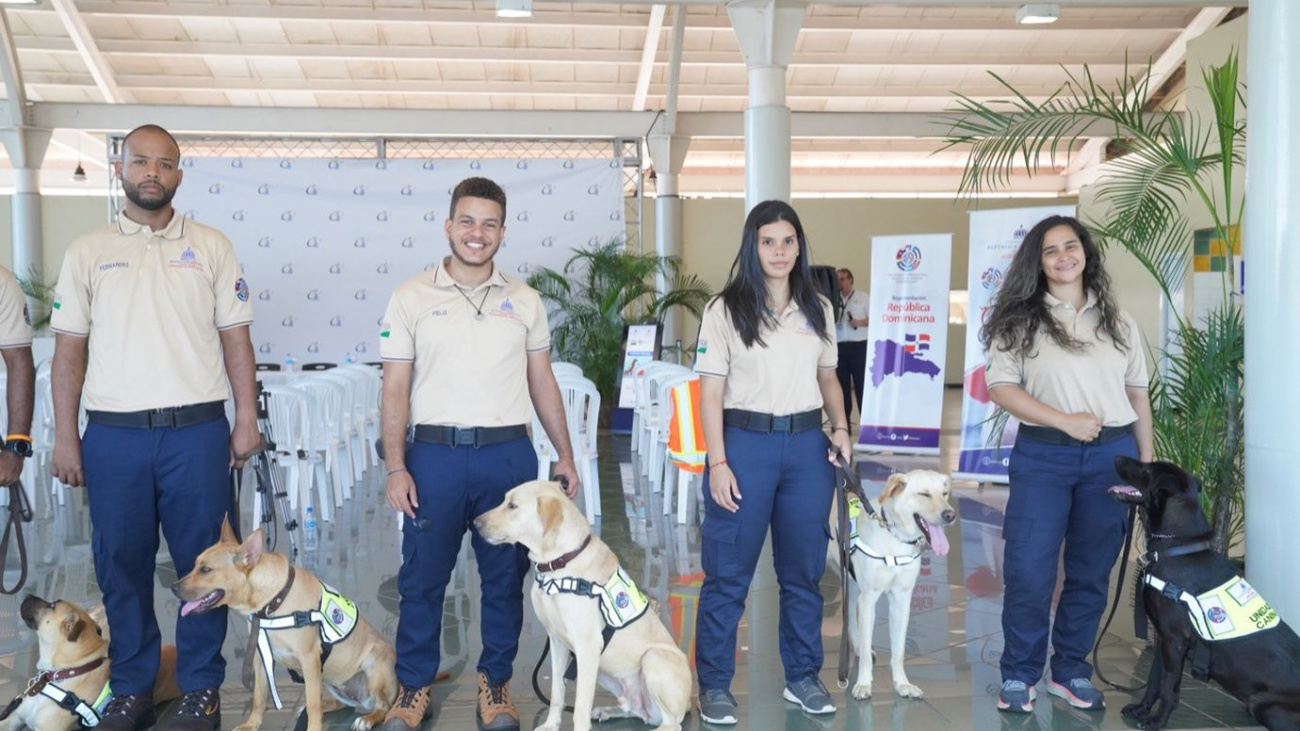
[86,401,226,430]
[1019,423,1133,447]
[723,408,822,434]
[413,424,528,448]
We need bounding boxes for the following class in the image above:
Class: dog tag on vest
[847,495,864,541]
[319,582,359,643]
[597,568,649,629]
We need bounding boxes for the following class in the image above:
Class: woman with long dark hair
[692,200,852,725]
[983,214,1153,714]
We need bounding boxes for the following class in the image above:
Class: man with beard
[379,177,579,731]
[50,124,259,731]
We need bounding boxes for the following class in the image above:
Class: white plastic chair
[263,385,333,523]
[551,362,584,380]
[646,370,695,493]
[289,377,354,507]
[531,375,602,522]
[632,361,689,460]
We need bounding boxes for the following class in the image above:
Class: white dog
[835,469,956,701]
[475,480,691,731]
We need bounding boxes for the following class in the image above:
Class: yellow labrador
[475,481,691,731]
[2,596,179,731]
[837,469,955,701]
[172,519,397,731]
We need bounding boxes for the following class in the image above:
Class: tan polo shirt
[380,260,550,427]
[51,211,254,412]
[0,266,33,349]
[694,295,838,415]
[985,292,1148,427]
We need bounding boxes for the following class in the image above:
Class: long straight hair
[980,214,1128,357]
[718,200,830,348]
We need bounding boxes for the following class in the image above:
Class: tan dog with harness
[172,519,396,731]
[474,480,691,731]
[1,596,179,731]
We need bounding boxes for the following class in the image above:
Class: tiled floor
[0,388,1265,730]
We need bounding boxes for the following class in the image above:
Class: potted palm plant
[527,239,712,422]
[942,54,1245,555]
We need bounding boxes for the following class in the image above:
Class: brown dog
[172,519,396,731]
[1,596,179,731]
[475,480,691,731]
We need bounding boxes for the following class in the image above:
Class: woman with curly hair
[983,214,1153,714]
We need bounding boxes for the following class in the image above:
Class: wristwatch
[2,436,33,459]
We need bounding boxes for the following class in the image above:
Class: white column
[728,0,803,214]
[0,126,51,287]
[647,132,690,350]
[1245,0,1300,623]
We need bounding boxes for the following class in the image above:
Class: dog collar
[253,566,297,619]
[0,659,108,727]
[535,535,592,573]
[1141,539,1213,566]
[23,658,106,696]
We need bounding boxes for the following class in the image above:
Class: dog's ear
[539,495,564,534]
[220,515,238,544]
[881,473,907,503]
[64,617,87,642]
[240,530,265,567]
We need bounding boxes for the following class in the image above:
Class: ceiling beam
[16,3,1194,32]
[46,0,124,103]
[632,4,666,111]
[20,73,1098,101]
[16,102,1068,140]
[0,8,28,122]
[1066,6,1233,191]
[16,37,1141,68]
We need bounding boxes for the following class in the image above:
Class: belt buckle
[149,409,176,429]
[454,428,477,448]
[771,415,792,433]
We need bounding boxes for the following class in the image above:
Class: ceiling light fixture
[72,163,87,182]
[1016,3,1060,25]
[495,0,532,19]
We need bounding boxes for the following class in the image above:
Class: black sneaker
[97,694,157,731]
[168,687,220,731]
[699,688,739,725]
[783,676,836,715]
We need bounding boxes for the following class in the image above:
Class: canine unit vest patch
[596,568,650,629]
[1193,576,1280,641]
[847,494,864,541]
[318,582,359,643]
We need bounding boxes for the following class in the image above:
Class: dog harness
[0,658,110,727]
[845,495,922,567]
[536,567,651,629]
[1144,573,1282,642]
[249,567,360,709]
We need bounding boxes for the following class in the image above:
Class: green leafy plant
[527,239,711,412]
[17,268,56,331]
[943,54,1245,554]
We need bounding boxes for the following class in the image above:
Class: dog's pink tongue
[180,600,203,617]
[927,523,951,557]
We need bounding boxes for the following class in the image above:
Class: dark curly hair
[979,215,1129,358]
[449,177,507,220]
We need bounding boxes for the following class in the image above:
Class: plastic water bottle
[344,351,355,365]
[302,506,318,552]
[284,353,296,372]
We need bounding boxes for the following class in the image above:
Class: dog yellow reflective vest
[253,582,360,709]
[1144,574,1281,641]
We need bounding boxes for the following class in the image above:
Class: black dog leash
[0,480,33,595]
[833,454,869,689]
[1091,505,1145,692]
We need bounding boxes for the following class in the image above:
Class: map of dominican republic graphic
[869,334,941,387]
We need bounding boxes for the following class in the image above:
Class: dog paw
[851,682,873,700]
[894,682,923,699]
[350,719,374,731]
[532,725,560,731]
[591,707,621,722]
[1121,703,1145,719]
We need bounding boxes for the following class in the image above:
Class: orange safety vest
[666,378,707,473]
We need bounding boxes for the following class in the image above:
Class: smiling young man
[379,177,580,731]
[49,124,259,731]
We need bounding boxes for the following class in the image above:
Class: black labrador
[1112,456,1300,731]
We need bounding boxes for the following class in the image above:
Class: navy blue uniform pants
[999,432,1136,685]
[394,436,535,687]
[83,416,232,695]
[836,341,868,422]
[694,426,834,691]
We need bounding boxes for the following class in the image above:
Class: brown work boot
[475,673,519,730]
[382,685,431,731]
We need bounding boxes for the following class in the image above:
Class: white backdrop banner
[955,204,1076,482]
[171,157,625,364]
[856,233,952,455]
